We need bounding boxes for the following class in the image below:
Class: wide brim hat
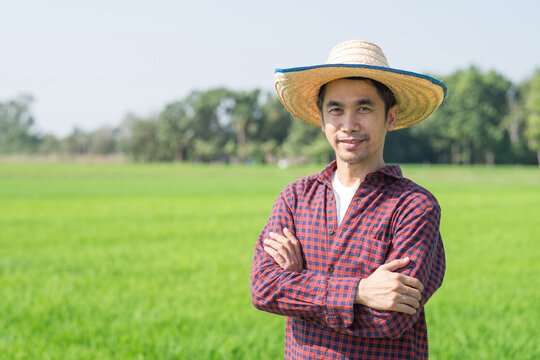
[274,40,447,130]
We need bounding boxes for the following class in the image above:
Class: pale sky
[1,0,539,137]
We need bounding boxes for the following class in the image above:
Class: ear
[386,105,398,131]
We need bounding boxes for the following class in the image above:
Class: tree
[189,88,233,162]
[384,128,437,164]
[0,94,40,153]
[501,86,526,163]
[124,117,163,161]
[39,134,61,154]
[230,90,260,152]
[412,67,511,164]
[61,128,90,155]
[156,98,196,161]
[89,126,117,155]
[521,70,540,165]
[258,95,293,144]
[282,117,334,164]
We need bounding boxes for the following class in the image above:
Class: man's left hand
[263,228,304,272]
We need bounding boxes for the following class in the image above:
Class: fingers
[265,233,294,258]
[271,229,299,247]
[263,238,292,264]
[267,229,300,258]
[379,257,410,271]
[380,288,420,314]
[402,285,422,302]
[378,257,424,293]
[357,283,422,315]
[398,293,420,310]
[393,303,417,315]
[263,244,285,265]
[283,227,302,260]
[393,291,422,314]
[263,229,303,272]
[397,273,425,292]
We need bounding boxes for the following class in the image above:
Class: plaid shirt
[251,161,445,359]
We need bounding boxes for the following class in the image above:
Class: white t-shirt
[332,172,359,227]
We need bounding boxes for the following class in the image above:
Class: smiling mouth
[339,137,368,146]
[338,134,370,144]
[337,135,369,149]
[338,139,366,150]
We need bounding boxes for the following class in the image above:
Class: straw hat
[274,40,446,130]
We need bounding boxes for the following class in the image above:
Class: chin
[339,155,369,164]
[337,149,366,161]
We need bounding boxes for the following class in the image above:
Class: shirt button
[328,264,335,273]
[328,229,334,235]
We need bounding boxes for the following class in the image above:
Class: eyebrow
[325,98,375,108]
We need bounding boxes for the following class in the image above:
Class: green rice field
[0,162,539,359]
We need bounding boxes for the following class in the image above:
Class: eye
[328,107,343,113]
[357,106,371,113]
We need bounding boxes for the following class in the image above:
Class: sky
[1,0,539,137]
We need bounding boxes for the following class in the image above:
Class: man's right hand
[354,257,424,315]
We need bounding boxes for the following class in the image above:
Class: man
[250,40,446,359]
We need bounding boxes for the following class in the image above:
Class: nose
[340,111,359,132]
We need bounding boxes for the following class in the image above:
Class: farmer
[250,40,446,359]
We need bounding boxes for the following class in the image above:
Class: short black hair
[316,77,397,120]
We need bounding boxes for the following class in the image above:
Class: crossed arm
[251,191,445,338]
[263,228,424,315]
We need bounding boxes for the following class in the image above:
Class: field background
[0,163,539,359]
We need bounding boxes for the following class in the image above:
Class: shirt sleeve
[308,193,446,339]
[250,187,361,326]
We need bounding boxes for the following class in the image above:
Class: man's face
[321,78,397,168]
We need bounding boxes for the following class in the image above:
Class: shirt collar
[317,160,403,185]
[376,164,403,179]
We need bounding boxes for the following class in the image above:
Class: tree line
[1,66,540,165]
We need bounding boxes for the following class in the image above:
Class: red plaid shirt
[251,161,445,359]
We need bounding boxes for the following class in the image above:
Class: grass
[0,162,539,359]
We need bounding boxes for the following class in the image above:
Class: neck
[335,158,386,187]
